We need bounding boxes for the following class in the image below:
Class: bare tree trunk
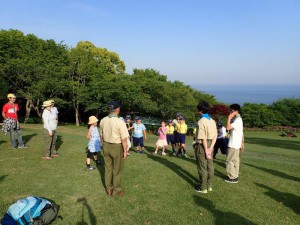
[74,102,80,126]
[24,99,31,124]
[33,99,42,121]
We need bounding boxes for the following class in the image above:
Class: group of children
[85,113,189,170]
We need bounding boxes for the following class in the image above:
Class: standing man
[42,100,59,159]
[50,99,59,154]
[225,104,244,183]
[194,101,217,194]
[2,93,28,148]
[100,101,128,196]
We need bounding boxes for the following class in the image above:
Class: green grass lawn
[0,125,299,225]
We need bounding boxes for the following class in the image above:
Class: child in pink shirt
[153,121,168,155]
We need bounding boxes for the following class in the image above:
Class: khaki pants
[43,129,57,157]
[103,142,124,193]
[226,147,240,179]
[195,140,214,190]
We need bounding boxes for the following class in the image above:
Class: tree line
[0,29,299,128]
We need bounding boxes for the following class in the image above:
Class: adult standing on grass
[194,101,217,194]
[42,100,59,159]
[50,100,59,153]
[100,101,128,196]
[2,93,28,149]
[225,104,244,184]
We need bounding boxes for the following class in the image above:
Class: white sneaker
[184,154,188,158]
[162,152,166,156]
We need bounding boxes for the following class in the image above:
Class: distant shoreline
[191,84,300,105]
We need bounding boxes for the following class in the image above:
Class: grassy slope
[0,125,299,225]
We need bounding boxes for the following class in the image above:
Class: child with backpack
[153,120,168,155]
[86,116,101,170]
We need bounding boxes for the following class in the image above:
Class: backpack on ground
[1,196,59,225]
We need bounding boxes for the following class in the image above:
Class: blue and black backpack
[1,196,59,225]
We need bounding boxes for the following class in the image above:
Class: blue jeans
[10,128,24,147]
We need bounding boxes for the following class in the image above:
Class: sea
[191,84,300,105]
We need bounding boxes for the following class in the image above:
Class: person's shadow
[255,183,300,214]
[56,135,63,150]
[76,197,97,225]
[0,175,8,184]
[22,133,37,143]
[94,151,105,189]
[147,147,198,187]
[193,195,256,225]
[0,140,7,146]
[244,163,300,183]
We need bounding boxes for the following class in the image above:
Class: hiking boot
[18,145,28,149]
[194,186,207,194]
[106,189,113,196]
[42,156,52,160]
[87,166,94,171]
[225,177,238,184]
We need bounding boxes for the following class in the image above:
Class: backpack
[1,196,59,225]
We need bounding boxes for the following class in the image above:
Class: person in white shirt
[225,104,244,183]
[213,122,228,159]
[50,100,59,153]
[42,100,59,159]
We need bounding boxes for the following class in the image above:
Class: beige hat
[88,116,99,125]
[42,100,53,107]
[49,99,55,104]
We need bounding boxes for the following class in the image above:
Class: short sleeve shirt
[2,103,19,119]
[228,116,243,149]
[166,125,174,134]
[197,117,217,141]
[132,123,146,138]
[100,115,129,144]
[158,127,168,140]
[177,123,188,134]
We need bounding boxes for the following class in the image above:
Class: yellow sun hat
[7,93,16,99]
[88,116,99,125]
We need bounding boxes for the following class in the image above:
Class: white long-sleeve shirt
[42,109,57,132]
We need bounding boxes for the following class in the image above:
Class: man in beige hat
[2,93,28,148]
[42,100,59,159]
[100,101,128,196]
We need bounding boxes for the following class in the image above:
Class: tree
[242,103,279,128]
[0,29,69,122]
[67,41,125,126]
[270,98,300,127]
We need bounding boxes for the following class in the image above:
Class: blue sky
[1,0,299,85]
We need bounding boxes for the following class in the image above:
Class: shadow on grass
[255,183,300,214]
[0,175,8,184]
[23,133,37,144]
[193,195,256,225]
[0,140,7,146]
[245,137,300,151]
[76,197,97,225]
[56,135,63,150]
[146,147,198,187]
[95,153,105,189]
[244,163,300,182]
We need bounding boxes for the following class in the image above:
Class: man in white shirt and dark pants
[225,104,244,183]
[42,100,59,159]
